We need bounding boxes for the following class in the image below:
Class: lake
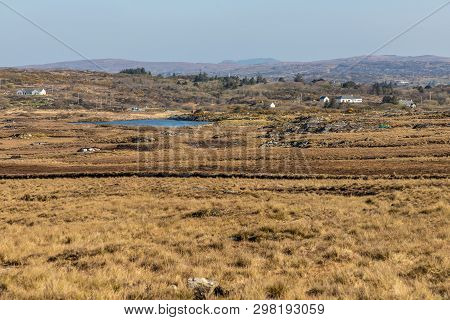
[76,119,211,127]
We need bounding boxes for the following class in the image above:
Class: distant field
[0,177,448,299]
[0,108,449,177]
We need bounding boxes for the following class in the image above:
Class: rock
[187,277,217,300]
[169,284,178,292]
[11,133,32,139]
[77,147,100,153]
[213,286,229,298]
[288,140,310,148]
[264,116,364,137]
[412,123,430,129]
[260,140,310,148]
[160,130,177,136]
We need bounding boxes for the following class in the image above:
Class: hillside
[1,68,449,112]
[15,55,450,84]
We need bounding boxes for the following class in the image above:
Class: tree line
[119,68,151,75]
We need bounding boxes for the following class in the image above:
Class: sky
[0,0,449,66]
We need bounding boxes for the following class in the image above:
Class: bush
[342,81,358,89]
[382,95,398,104]
[294,74,304,83]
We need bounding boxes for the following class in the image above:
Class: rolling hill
[15,55,450,84]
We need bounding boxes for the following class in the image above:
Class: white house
[399,99,416,108]
[319,96,330,104]
[336,95,362,104]
[396,80,410,86]
[269,102,276,108]
[16,89,47,96]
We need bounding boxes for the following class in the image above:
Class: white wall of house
[337,98,362,103]
[33,89,46,95]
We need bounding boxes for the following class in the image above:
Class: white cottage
[319,96,330,104]
[16,89,47,96]
[336,95,362,104]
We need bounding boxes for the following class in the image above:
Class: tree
[382,95,398,104]
[221,76,240,89]
[342,81,358,89]
[371,82,381,95]
[371,82,394,95]
[256,75,267,84]
[436,95,446,105]
[294,74,304,83]
[194,72,209,83]
[278,77,286,82]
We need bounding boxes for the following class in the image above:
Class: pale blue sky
[1,0,449,66]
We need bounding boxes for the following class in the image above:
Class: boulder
[77,147,100,153]
[187,277,217,300]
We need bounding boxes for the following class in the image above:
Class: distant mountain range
[14,55,450,84]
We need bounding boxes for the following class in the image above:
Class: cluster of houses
[319,95,416,108]
[319,95,363,104]
[16,88,47,96]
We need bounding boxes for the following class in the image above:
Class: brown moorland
[0,177,448,299]
[0,69,449,300]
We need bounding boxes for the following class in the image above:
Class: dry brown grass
[0,177,448,299]
[0,108,449,177]
[0,70,448,300]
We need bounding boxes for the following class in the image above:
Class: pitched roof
[18,88,45,94]
[19,89,35,94]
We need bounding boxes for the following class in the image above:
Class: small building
[319,96,330,104]
[269,103,276,108]
[336,95,362,104]
[399,99,417,108]
[396,80,410,86]
[131,106,141,112]
[16,88,47,96]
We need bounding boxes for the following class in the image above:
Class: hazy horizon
[1,0,449,66]
[13,54,450,68]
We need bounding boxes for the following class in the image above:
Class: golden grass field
[0,177,448,299]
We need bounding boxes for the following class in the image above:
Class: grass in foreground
[0,177,448,299]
